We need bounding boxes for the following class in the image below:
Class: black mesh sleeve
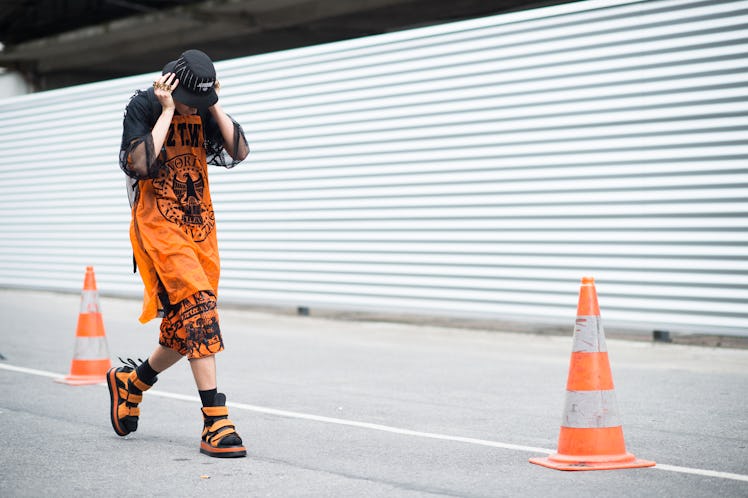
[119,89,165,179]
[203,112,250,168]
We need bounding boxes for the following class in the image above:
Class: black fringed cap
[162,49,218,110]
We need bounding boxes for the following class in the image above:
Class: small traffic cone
[56,266,112,386]
[529,277,655,471]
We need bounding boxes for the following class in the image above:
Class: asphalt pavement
[0,289,746,497]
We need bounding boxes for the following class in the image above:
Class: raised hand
[153,72,179,110]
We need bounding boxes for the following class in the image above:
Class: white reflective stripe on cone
[79,290,101,314]
[73,337,110,360]
[562,389,622,428]
[572,315,607,353]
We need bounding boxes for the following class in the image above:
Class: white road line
[2,362,747,483]
[151,388,555,454]
[652,464,748,482]
[0,363,64,379]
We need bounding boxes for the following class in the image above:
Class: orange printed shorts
[159,290,224,359]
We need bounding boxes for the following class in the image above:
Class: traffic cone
[529,277,655,471]
[56,266,112,386]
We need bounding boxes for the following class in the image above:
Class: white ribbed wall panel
[0,0,746,335]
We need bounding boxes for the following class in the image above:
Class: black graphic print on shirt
[152,153,215,242]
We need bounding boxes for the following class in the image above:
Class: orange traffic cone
[529,277,655,471]
[57,266,112,386]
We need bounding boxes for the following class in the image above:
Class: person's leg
[148,344,183,372]
[179,292,245,458]
[107,307,186,438]
[189,354,216,391]
[197,362,246,458]
[106,348,174,437]
[190,355,219,407]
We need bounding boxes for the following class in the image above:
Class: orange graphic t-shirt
[130,114,220,323]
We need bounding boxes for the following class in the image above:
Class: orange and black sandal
[200,393,247,458]
[106,358,156,437]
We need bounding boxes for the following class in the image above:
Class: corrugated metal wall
[0,0,746,335]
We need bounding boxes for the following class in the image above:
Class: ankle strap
[128,371,154,392]
[202,405,229,418]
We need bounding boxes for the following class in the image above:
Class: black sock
[135,359,159,386]
[199,388,218,407]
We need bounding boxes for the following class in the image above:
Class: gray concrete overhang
[0,0,557,90]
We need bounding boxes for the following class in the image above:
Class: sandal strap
[117,386,142,404]
[115,371,132,384]
[127,392,143,404]
[203,418,239,447]
[206,427,237,447]
[118,404,140,418]
[207,418,235,433]
[208,429,237,447]
[202,405,229,418]
[130,376,153,392]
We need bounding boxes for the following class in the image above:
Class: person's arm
[120,73,178,179]
[150,73,177,156]
[208,102,249,162]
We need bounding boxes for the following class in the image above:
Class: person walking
[109,49,249,458]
